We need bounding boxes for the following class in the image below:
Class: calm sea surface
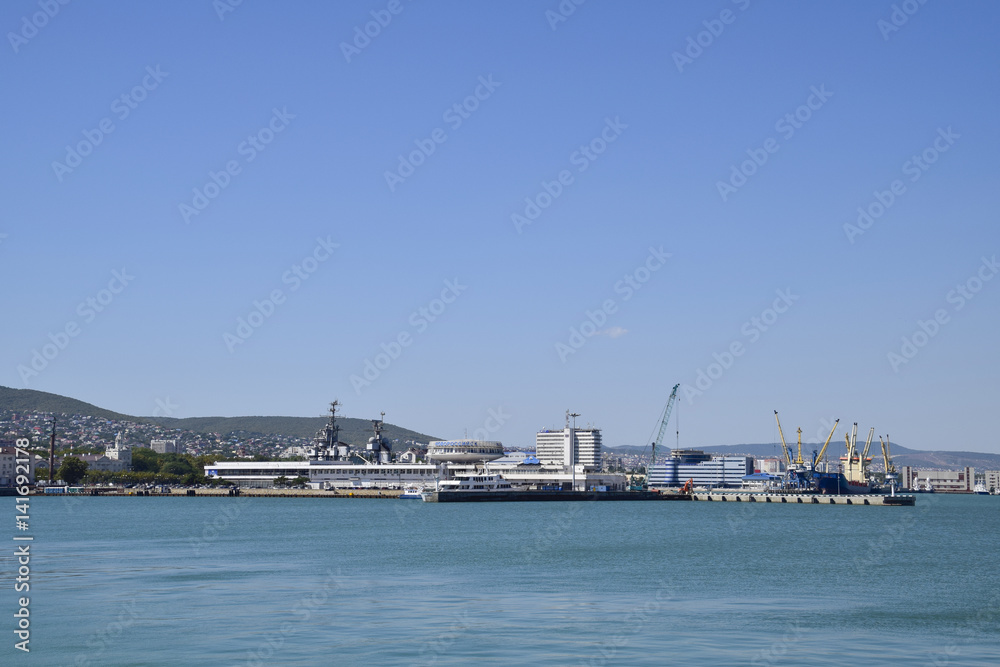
[3,493,999,666]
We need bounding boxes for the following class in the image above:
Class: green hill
[0,386,135,422]
[0,385,440,445]
[146,415,439,445]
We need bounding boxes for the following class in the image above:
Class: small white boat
[974,481,989,495]
[399,484,424,499]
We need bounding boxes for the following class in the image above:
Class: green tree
[273,476,289,487]
[162,459,194,476]
[57,456,89,485]
[288,476,309,487]
[131,447,160,472]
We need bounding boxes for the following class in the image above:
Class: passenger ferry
[421,473,513,501]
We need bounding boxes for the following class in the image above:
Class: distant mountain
[604,442,1000,471]
[0,386,134,422]
[0,386,440,446]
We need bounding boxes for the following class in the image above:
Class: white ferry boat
[421,473,513,501]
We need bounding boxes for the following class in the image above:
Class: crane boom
[879,435,894,474]
[773,411,793,466]
[862,427,875,460]
[813,419,840,468]
[650,384,680,469]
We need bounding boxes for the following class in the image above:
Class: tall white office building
[535,416,602,472]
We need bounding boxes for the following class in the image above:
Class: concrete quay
[691,491,915,506]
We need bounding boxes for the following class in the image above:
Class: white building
[0,445,39,486]
[426,440,503,463]
[648,450,754,489]
[899,466,974,493]
[757,457,787,475]
[74,454,128,473]
[984,470,1000,494]
[205,460,442,489]
[535,424,602,472]
[151,439,180,454]
[105,432,131,468]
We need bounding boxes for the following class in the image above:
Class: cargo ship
[813,472,871,495]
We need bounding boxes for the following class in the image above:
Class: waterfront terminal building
[202,403,626,491]
[898,466,975,493]
[647,449,753,489]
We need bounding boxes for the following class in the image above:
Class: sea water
[3,493,999,665]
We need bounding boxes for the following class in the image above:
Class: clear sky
[2,1,998,453]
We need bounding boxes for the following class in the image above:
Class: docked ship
[420,472,513,501]
[204,402,442,489]
[814,472,871,495]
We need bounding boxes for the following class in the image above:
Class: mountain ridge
[0,386,440,445]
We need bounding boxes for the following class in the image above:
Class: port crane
[811,419,840,471]
[774,412,840,488]
[650,384,680,471]
[773,411,806,470]
[632,383,680,490]
[842,424,875,485]
[879,434,897,493]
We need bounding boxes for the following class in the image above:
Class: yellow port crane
[812,419,840,470]
[879,434,898,493]
[773,410,805,468]
[879,434,895,474]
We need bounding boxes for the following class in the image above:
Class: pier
[691,491,915,506]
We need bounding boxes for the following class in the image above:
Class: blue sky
[2,1,998,453]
